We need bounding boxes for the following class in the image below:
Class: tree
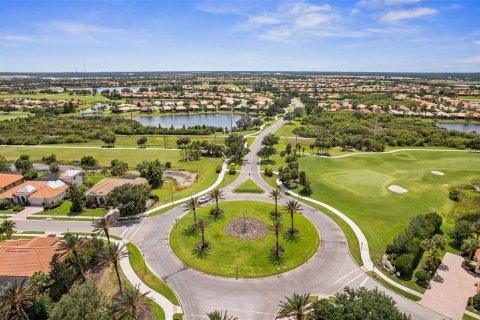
[49,162,59,173]
[277,293,314,320]
[1,220,16,239]
[313,287,410,320]
[101,132,116,147]
[461,237,478,260]
[449,220,473,248]
[137,136,148,148]
[184,197,200,227]
[257,145,277,162]
[42,153,57,164]
[14,154,33,174]
[196,218,211,251]
[420,235,445,269]
[80,155,98,168]
[107,184,150,217]
[236,115,253,131]
[69,185,84,213]
[0,279,34,320]
[59,234,87,280]
[208,188,225,216]
[262,133,280,146]
[49,282,110,320]
[284,200,302,234]
[92,216,115,243]
[112,284,150,320]
[48,253,76,300]
[99,243,128,292]
[111,161,128,177]
[225,133,248,164]
[269,189,282,217]
[0,155,10,172]
[472,222,480,242]
[271,218,284,257]
[137,159,165,188]
[207,310,238,320]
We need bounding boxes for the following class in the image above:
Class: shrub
[0,201,12,210]
[149,194,159,201]
[264,166,274,177]
[23,171,38,180]
[215,165,222,173]
[415,269,431,286]
[473,293,480,311]
[228,164,236,175]
[279,151,286,157]
[165,161,172,169]
[393,253,415,276]
[448,188,460,201]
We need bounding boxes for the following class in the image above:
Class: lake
[435,122,480,133]
[131,113,248,129]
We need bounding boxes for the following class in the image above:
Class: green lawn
[37,201,106,217]
[127,242,180,306]
[170,201,320,278]
[0,92,110,109]
[0,112,32,121]
[232,179,264,193]
[367,272,421,301]
[295,150,480,263]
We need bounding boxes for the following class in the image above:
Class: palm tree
[0,279,34,320]
[59,234,87,280]
[284,200,302,234]
[207,310,238,320]
[1,220,16,239]
[462,237,478,260]
[472,223,480,242]
[271,218,284,257]
[196,218,210,250]
[420,237,444,269]
[269,189,282,217]
[209,188,225,215]
[112,284,150,320]
[184,197,200,227]
[92,216,114,244]
[100,243,128,292]
[277,293,314,320]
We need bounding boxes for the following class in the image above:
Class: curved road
[127,100,447,320]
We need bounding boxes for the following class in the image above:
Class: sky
[0,0,479,72]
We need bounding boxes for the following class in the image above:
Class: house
[36,170,83,186]
[0,180,69,206]
[86,177,147,206]
[0,173,24,192]
[0,237,67,278]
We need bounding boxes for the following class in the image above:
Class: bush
[448,188,460,201]
[279,151,286,157]
[392,253,415,276]
[0,201,12,210]
[473,293,480,311]
[149,194,159,201]
[215,165,222,173]
[23,171,38,180]
[165,161,172,169]
[228,164,236,175]
[46,200,62,211]
[415,269,431,286]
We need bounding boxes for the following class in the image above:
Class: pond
[131,113,249,129]
[435,122,480,133]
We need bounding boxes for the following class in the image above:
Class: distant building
[36,170,83,186]
[0,173,24,192]
[86,177,147,206]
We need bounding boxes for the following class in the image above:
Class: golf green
[169,201,319,278]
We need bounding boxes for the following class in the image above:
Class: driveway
[11,206,44,220]
[420,252,479,319]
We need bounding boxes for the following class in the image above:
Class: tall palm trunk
[201,227,205,248]
[193,208,197,225]
[290,212,294,233]
[73,250,86,280]
[215,199,219,212]
[113,260,123,292]
[276,232,279,256]
[105,229,111,244]
[274,199,278,215]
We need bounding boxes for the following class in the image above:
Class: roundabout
[169,201,319,278]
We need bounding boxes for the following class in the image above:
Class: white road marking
[359,276,369,287]
[340,272,365,289]
[331,268,359,285]
[120,226,131,238]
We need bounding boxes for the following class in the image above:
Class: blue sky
[0,0,479,72]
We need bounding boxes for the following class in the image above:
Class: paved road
[128,99,447,320]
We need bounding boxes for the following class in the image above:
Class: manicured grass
[127,242,180,306]
[463,314,477,320]
[38,201,106,217]
[26,216,92,221]
[0,209,15,215]
[294,150,480,263]
[170,201,320,278]
[0,92,110,109]
[232,179,264,194]
[84,172,108,185]
[220,171,238,188]
[367,272,422,301]
[0,112,32,121]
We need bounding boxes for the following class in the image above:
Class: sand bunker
[431,171,445,176]
[388,185,408,193]
[164,170,197,189]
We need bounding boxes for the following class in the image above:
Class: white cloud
[235,1,339,42]
[45,21,120,35]
[457,55,480,64]
[0,34,36,42]
[381,7,437,22]
[474,40,480,46]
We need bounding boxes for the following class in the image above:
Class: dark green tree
[107,184,150,217]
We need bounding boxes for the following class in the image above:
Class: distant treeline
[294,110,480,151]
[0,116,224,145]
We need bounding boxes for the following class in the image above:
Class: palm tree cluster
[209,188,225,216]
[0,220,16,240]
